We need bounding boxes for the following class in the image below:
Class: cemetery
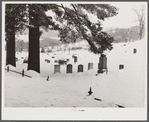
[5,39,146,107]
[4,3,146,111]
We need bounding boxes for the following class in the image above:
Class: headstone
[99,54,107,69]
[66,64,73,73]
[74,56,77,63]
[88,63,93,70]
[45,59,49,62]
[78,64,83,72]
[47,60,50,63]
[54,65,60,73]
[23,59,28,63]
[54,60,58,63]
[15,57,18,61]
[119,64,124,69]
[133,48,137,54]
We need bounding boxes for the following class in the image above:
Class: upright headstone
[119,64,124,70]
[133,48,137,54]
[54,65,60,73]
[98,54,107,73]
[67,64,73,73]
[15,57,18,62]
[99,54,107,70]
[74,56,77,63]
[54,60,58,63]
[78,64,83,72]
[88,63,93,70]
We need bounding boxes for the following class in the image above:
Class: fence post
[22,69,24,77]
[7,66,9,72]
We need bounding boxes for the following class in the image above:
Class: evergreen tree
[5,3,118,73]
[27,4,59,73]
[5,4,26,67]
[55,4,118,54]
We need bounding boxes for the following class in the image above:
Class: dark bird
[88,87,93,96]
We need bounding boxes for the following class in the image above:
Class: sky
[47,2,147,38]
[15,2,147,40]
[102,2,147,29]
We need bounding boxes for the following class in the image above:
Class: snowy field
[4,39,147,108]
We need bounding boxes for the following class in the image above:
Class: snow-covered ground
[4,39,147,108]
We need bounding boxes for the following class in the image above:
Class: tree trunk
[6,17,16,67]
[28,7,40,73]
[139,23,142,40]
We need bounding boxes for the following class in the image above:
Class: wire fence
[5,66,32,78]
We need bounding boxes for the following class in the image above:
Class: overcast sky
[102,2,147,29]
[46,2,147,38]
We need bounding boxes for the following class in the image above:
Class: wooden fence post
[7,66,9,72]
[22,69,24,77]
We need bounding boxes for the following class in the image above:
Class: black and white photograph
[2,1,147,120]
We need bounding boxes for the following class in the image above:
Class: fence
[5,66,32,78]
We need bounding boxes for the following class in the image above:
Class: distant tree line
[107,26,144,43]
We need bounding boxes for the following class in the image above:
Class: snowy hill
[4,38,147,108]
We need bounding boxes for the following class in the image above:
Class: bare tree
[132,4,145,40]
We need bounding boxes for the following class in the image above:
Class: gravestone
[47,60,50,63]
[133,48,137,54]
[23,58,28,63]
[98,54,107,73]
[119,65,124,69]
[45,59,50,63]
[15,57,18,61]
[88,63,93,70]
[67,64,73,73]
[78,64,83,72]
[99,54,107,70]
[54,65,60,73]
[74,56,77,63]
[54,60,58,63]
